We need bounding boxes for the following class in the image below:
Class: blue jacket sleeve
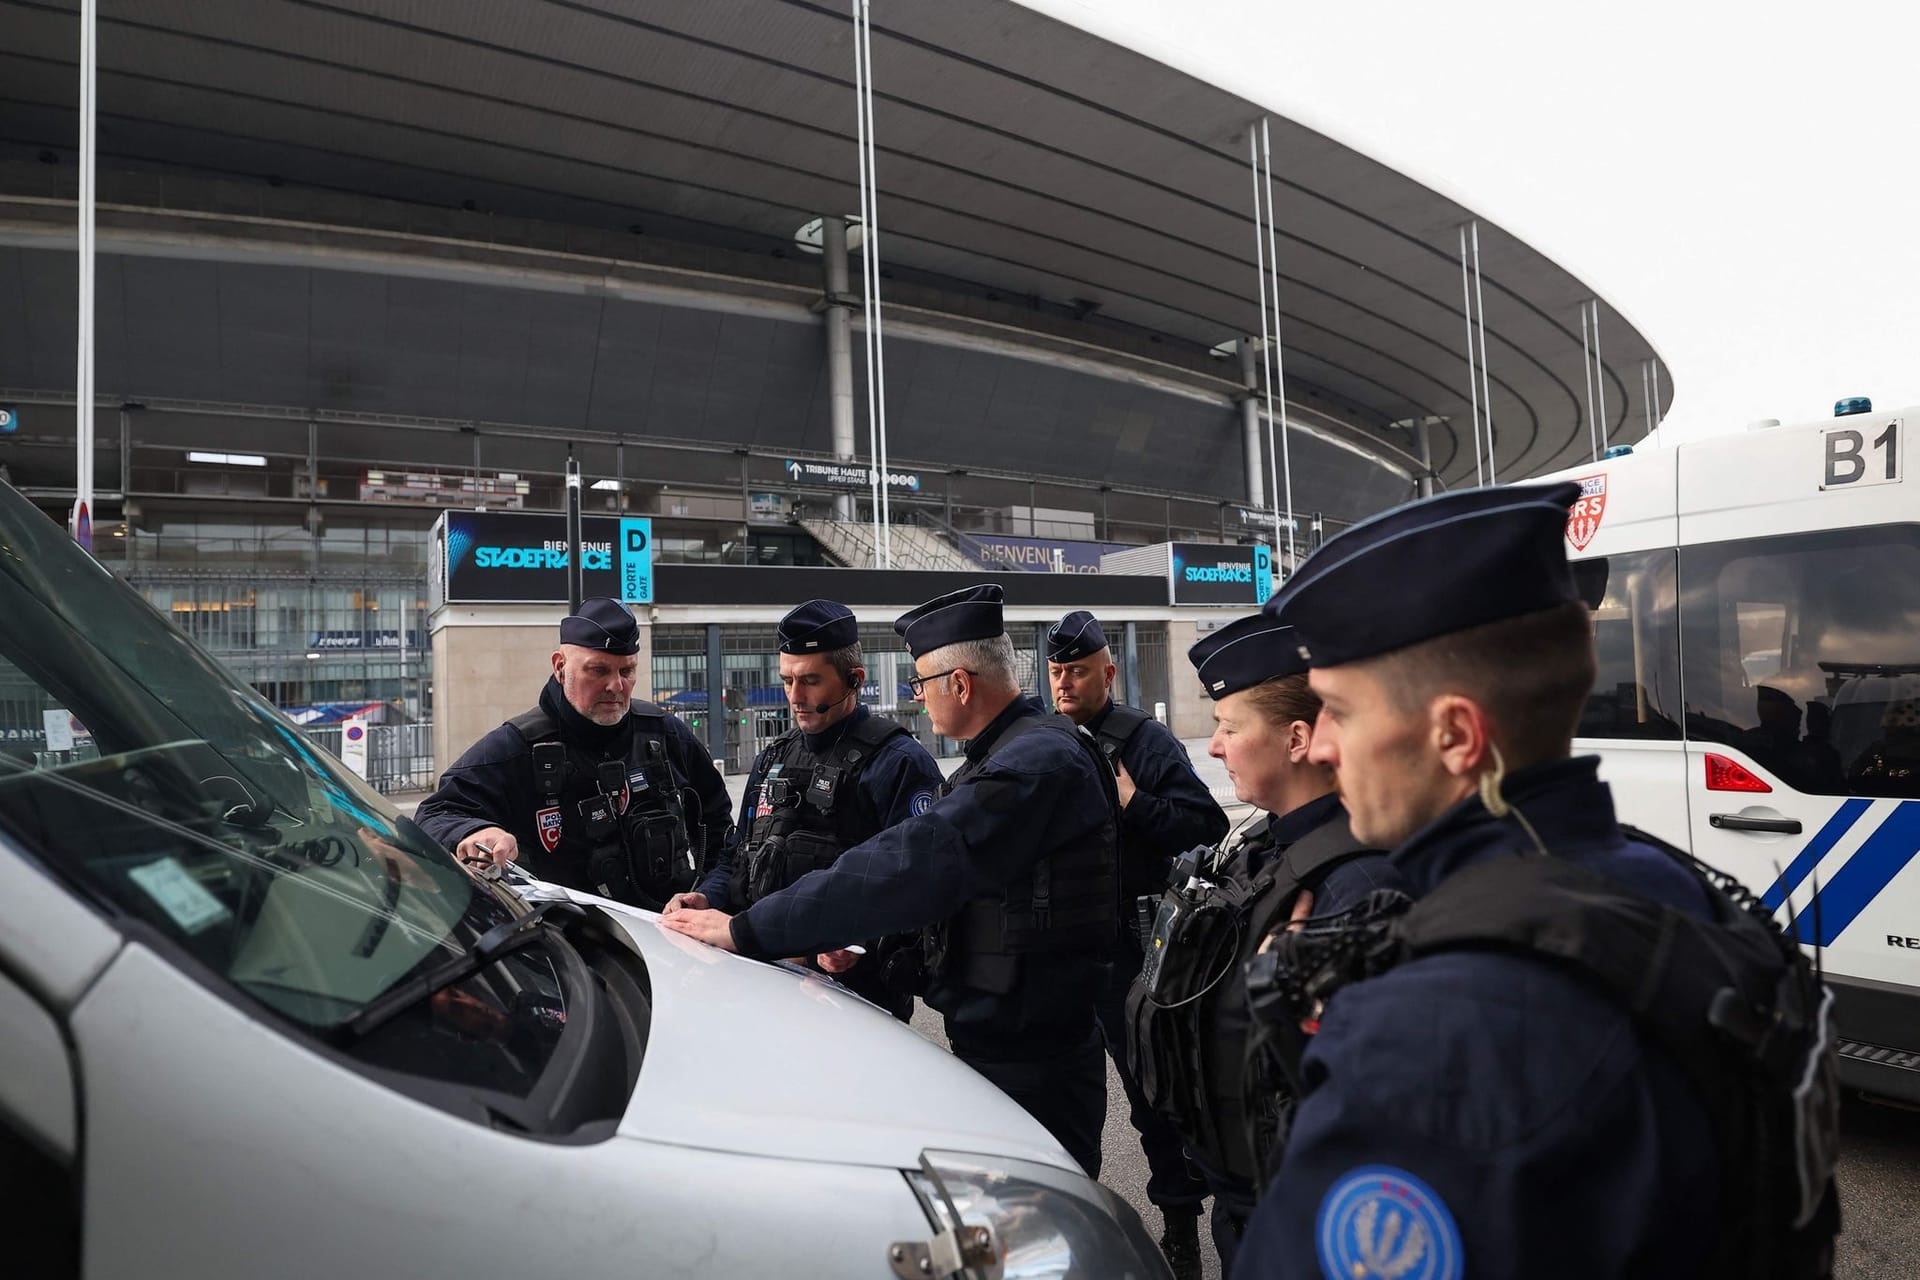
[860,734,945,830]
[1234,953,1718,1278]
[1119,723,1228,867]
[731,727,1107,960]
[412,724,530,853]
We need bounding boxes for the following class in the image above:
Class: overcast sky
[1023,0,1920,443]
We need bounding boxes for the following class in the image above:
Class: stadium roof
[0,0,1669,489]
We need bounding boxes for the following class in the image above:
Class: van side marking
[1762,799,1873,912]
[1795,802,1920,947]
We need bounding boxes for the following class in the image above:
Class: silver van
[0,483,1165,1279]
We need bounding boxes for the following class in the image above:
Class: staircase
[798,518,979,572]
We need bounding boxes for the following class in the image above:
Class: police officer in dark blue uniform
[1048,609,1223,1276]
[664,585,1119,1176]
[664,599,942,1021]
[416,597,732,909]
[1124,614,1397,1273]
[1232,485,1727,1279]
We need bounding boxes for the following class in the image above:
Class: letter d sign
[618,517,654,604]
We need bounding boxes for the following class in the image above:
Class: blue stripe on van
[1795,801,1920,947]
[1761,798,1872,913]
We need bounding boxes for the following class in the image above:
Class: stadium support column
[822,215,857,521]
[1238,338,1265,510]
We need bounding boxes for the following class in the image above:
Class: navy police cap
[560,597,640,656]
[1187,614,1307,700]
[1046,610,1109,664]
[779,599,858,654]
[1264,481,1583,667]
[895,584,1005,659]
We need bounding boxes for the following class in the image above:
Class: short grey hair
[923,634,1018,693]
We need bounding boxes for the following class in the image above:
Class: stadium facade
[0,0,1669,780]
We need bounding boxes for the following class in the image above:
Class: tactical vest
[1243,828,1841,1280]
[507,701,699,910]
[921,712,1121,996]
[1124,811,1373,1188]
[734,713,909,908]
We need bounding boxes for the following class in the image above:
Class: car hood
[587,899,1078,1173]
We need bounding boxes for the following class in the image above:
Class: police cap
[895,584,1005,659]
[1187,614,1306,700]
[1045,610,1108,664]
[1264,481,1583,667]
[560,597,640,656]
[779,599,858,654]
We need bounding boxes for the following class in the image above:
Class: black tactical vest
[1124,811,1373,1187]
[1243,828,1842,1280]
[506,701,699,910]
[922,711,1121,996]
[734,713,909,909]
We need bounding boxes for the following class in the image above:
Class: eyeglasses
[906,667,966,698]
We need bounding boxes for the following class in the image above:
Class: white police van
[0,479,1166,1277]
[1545,400,1920,1101]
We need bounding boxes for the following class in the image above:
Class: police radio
[1138,844,1212,997]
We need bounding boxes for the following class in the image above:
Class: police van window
[1679,526,1920,797]
[1575,550,1682,740]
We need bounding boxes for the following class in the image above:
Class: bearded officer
[664,584,1119,1177]
[1233,484,1747,1279]
[664,599,941,1021]
[416,597,732,908]
[1048,609,1223,1277]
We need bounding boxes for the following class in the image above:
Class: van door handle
[1709,813,1804,835]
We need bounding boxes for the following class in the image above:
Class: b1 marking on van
[1566,474,1608,551]
[1822,419,1902,490]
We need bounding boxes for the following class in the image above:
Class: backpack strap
[1093,702,1153,762]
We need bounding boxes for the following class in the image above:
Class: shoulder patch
[1316,1165,1462,1280]
[909,789,935,816]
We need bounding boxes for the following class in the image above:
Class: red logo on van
[1566,475,1607,551]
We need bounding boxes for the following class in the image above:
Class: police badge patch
[910,790,935,815]
[537,806,564,853]
[1316,1165,1462,1280]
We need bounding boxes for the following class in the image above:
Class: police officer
[1048,610,1223,1276]
[416,597,732,908]
[1124,613,1397,1272]
[1232,484,1839,1278]
[664,584,1119,1176]
[665,599,942,1021]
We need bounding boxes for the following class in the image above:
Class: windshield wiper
[336,898,586,1044]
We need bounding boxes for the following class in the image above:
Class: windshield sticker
[128,857,232,935]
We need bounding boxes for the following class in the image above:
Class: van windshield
[0,487,525,1042]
